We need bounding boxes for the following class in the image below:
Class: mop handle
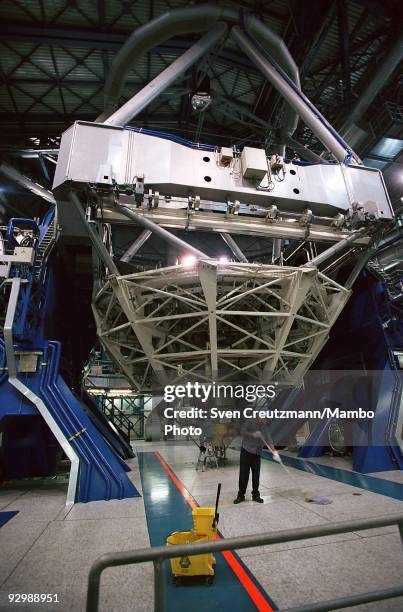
[261,436,292,474]
[261,434,274,455]
[213,483,221,528]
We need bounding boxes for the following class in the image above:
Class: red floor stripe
[155,451,198,509]
[154,451,273,612]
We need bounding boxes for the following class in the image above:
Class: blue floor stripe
[262,451,403,502]
[138,451,269,612]
[0,511,18,527]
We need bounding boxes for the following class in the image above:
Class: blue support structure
[0,209,140,502]
[298,272,402,473]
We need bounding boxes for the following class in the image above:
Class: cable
[125,125,216,152]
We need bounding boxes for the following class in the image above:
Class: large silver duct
[97,5,301,141]
[0,161,56,205]
[97,5,232,122]
[104,23,228,127]
[231,27,352,164]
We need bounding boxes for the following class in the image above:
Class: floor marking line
[155,451,198,509]
[154,451,274,612]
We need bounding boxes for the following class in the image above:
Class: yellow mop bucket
[166,484,221,586]
[166,531,215,584]
[192,507,216,537]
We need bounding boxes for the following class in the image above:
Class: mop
[260,433,333,505]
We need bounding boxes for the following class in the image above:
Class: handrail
[87,513,403,612]
[101,401,134,441]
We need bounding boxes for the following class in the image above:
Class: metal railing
[100,400,134,443]
[87,513,403,612]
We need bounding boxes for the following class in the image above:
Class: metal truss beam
[220,233,248,262]
[0,161,56,204]
[99,206,370,245]
[300,3,336,84]
[121,229,152,263]
[307,24,391,79]
[0,24,257,73]
[69,191,119,276]
[92,262,351,391]
[211,92,270,130]
[337,0,352,105]
[118,205,208,259]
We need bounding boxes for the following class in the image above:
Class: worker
[233,416,280,504]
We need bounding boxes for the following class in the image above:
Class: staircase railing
[33,208,58,280]
[99,398,134,442]
[368,259,402,303]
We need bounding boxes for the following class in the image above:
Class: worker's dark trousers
[238,447,261,498]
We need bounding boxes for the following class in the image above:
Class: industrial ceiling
[0,0,402,216]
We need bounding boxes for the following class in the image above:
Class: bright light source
[219,256,229,263]
[181,255,196,267]
[107,389,135,397]
[86,387,135,397]
[87,388,106,395]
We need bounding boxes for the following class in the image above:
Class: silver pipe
[0,161,56,205]
[118,205,208,259]
[98,5,301,139]
[98,5,234,121]
[321,247,359,276]
[345,247,376,290]
[69,192,119,276]
[303,229,367,268]
[272,238,282,263]
[105,24,227,127]
[121,229,152,262]
[153,559,165,612]
[4,277,79,505]
[245,15,299,87]
[231,27,351,164]
[220,233,248,262]
[100,206,370,244]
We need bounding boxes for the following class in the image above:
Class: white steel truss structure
[92,261,350,392]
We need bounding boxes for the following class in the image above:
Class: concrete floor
[0,461,153,612]
[1,441,403,611]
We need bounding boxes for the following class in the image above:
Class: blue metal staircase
[0,209,140,502]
